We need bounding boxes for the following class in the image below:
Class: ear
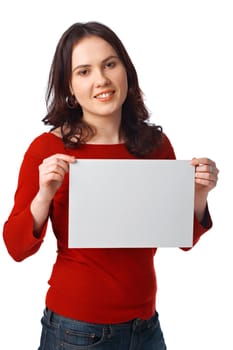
[69,83,74,96]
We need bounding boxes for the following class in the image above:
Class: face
[70,35,128,123]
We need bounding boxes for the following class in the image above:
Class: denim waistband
[44,307,158,331]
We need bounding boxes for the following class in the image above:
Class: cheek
[113,69,128,95]
[71,80,89,101]
[120,75,128,99]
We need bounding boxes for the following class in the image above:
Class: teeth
[96,92,113,98]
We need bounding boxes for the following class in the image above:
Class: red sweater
[3,132,212,323]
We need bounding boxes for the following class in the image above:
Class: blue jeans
[38,308,167,350]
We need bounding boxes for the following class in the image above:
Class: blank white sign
[69,160,195,248]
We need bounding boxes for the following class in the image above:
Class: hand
[191,157,219,193]
[38,153,76,202]
[191,157,219,222]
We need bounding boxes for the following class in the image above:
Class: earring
[66,95,78,109]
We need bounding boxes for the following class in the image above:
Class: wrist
[194,192,208,222]
[30,192,51,238]
[35,189,54,204]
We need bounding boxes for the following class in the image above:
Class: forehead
[71,35,117,65]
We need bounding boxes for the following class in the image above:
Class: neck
[88,126,123,144]
[84,113,123,144]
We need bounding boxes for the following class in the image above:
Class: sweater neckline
[44,132,126,148]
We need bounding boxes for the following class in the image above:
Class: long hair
[43,21,162,157]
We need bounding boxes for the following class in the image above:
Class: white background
[0,1,232,349]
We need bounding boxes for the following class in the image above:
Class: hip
[38,308,167,350]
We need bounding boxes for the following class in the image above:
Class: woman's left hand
[191,157,219,193]
[191,157,219,222]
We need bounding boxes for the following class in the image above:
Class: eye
[77,69,89,76]
[105,61,116,69]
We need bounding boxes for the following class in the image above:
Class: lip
[94,90,115,99]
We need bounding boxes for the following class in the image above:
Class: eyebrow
[72,55,120,73]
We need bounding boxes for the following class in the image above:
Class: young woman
[3,22,219,350]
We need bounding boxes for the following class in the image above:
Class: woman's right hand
[38,153,76,202]
[30,154,76,237]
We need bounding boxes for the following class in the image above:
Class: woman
[3,22,219,350]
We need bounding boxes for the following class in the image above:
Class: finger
[41,172,65,183]
[41,162,69,176]
[42,155,76,173]
[196,164,219,176]
[55,154,76,163]
[195,171,214,181]
[43,154,76,164]
[191,157,218,174]
[191,157,215,166]
[195,177,217,189]
[195,164,215,174]
[195,170,218,188]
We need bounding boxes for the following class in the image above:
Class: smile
[94,91,114,99]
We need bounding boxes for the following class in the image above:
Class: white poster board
[69,160,195,248]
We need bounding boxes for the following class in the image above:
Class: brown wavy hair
[43,21,162,157]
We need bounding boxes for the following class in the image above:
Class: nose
[94,69,110,87]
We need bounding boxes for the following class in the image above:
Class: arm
[3,149,47,261]
[184,157,219,249]
[159,135,219,248]
[191,157,219,222]
[3,144,75,261]
[30,153,76,237]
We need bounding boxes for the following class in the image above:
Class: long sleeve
[187,204,212,250]
[2,131,214,323]
[3,140,49,261]
[158,133,213,249]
